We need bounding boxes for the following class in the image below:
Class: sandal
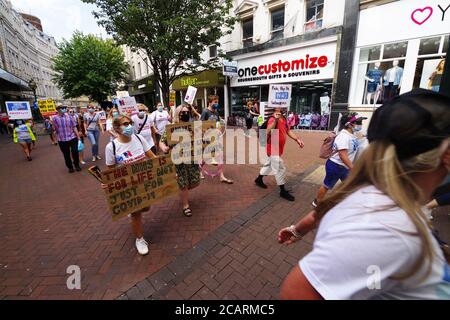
[183,207,193,217]
[220,178,234,184]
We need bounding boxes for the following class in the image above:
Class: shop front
[172,69,225,116]
[128,75,158,111]
[349,0,449,125]
[229,39,337,129]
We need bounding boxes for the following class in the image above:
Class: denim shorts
[18,138,32,144]
[323,159,350,190]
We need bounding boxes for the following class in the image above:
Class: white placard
[230,42,337,87]
[5,101,32,120]
[268,84,292,110]
[116,91,130,99]
[357,0,450,47]
[117,97,138,115]
[184,86,198,105]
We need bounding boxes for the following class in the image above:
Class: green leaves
[52,32,129,103]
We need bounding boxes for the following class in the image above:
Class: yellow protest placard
[38,99,57,117]
[100,154,178,221]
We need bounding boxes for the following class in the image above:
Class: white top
[330,129,358,169]
[300,185,450,300]
[388,67,397,83]
[106,119,116,142]
[105,134,151,166]
[150,110,170,135]
[131,114,155,149]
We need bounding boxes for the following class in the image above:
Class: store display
[383,60,404,101]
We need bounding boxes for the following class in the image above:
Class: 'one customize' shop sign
[230,42,337,87]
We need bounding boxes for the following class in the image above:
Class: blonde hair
[173,104,190,124]
[108,108,119,119]
[112,114,132,131]
[316,141,446,280]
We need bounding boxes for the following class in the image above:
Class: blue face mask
[16,120,23,125]
[212,103,219,110]
[88,108,95,113]
[113,112,119,118]
[60,108,67,114]
[121,125,134,137]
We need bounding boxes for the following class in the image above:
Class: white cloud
[10,0,109,42]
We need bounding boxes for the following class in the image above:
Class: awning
[0,68,31,91]
[172,69,225,91]
[128,75,155,96]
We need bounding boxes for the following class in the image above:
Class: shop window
[305,0,324,32]
[419,37,441,55]
[359,46,381,62]
[443,35,449,54]
[382,42,408,60]
[271,7,285,41]
[242,18,253,48]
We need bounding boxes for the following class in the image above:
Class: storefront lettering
[439,4,450,21]
[181,77,198,86]
[237,55,328,78]
[411,4,450,25]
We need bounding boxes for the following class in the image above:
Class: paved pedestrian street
[0,130,329,300]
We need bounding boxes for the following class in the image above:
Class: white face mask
[353,125,363,132]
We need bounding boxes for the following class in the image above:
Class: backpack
[319,132,337,159]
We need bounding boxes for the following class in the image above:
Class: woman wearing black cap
[278,90,450,299]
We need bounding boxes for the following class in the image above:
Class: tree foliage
[82,0,236,106]
[52,32,129,103]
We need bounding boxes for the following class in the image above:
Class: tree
[52,32,129,103]
[82,0,236,107]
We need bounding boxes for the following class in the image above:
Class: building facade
[348,0,450,128]
[0,0,63,112]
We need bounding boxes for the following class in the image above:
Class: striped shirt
[52,114,77,142]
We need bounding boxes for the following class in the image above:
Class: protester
[83,103,103,162]
[200,95,234,184]
[255,108,305,201]
[52,104,81,173]
[132,104,156,154]
[105,114,157,255]
[13,119,36,161]
[44,117,58,145]
[288,112,296,129]
[311,113,367,208]
[279,90,450,300]
[69,107,86,164]
[160,105,202,217]
[150,102,171,150]
[106,108,120,142]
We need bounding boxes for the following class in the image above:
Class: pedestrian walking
[132,104,156,154]
[13,120,36,161]
[83,104,103,162]
[279,90,450,300]
[311,113,367,208]
[104,114,157,255]
[160,105,202,217]
[200,95,234,184]
[44,117,58,145]
[245,101,259,137]
[106,108,120,142]
[255,108,305,201]
[69,107,86,164]
[52,104,82,173]
[150,102,171,150]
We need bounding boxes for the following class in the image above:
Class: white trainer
[92,156,96,162]
[96,155,102,160]
[135,238,149,256]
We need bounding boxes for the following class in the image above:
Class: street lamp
[28,78,41,120]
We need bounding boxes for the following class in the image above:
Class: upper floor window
[143,58,149,75]
[271,6,285,40]
[209,45,218,59]
[242,18,254,48]
[305,0,324,32]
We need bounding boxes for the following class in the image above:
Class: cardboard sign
[118,96,139,115]
[38,99,57,117]
[268,84,292,110]
[101,154,178,221]
[184,86,197,105]
[165,121,219,163]
[169,90,176,107]
[5,101,32,120]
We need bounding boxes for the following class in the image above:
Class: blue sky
[10,0,108,43]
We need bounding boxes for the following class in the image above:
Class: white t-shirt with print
[105,134,151,166]
[300,185,450,300]
[150,110,170,135]
[330,129,359,168]
[131,114,155,149]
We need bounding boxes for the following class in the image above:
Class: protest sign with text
[101,154,178,221]
[6,101,32,120]
[117,96,139,116]
[38,99,57,117]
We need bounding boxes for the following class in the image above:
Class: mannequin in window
[427,59,445,92]
[320,92,330,115]
[383,60,403,101]
[364,62,383,105]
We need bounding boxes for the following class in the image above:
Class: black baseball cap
[367,89,450,160]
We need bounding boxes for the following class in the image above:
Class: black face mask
[180,112,190,122]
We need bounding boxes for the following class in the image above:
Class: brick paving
[0,128,328,300]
